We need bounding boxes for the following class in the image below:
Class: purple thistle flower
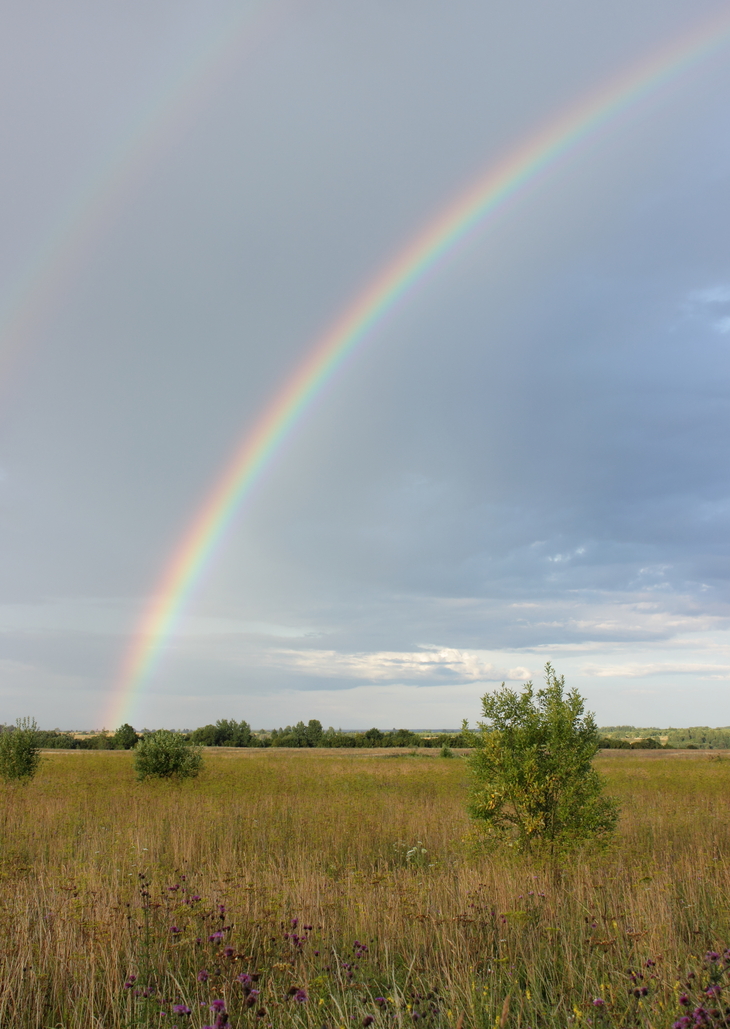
[294,989,308,1004]
[237,974,252,987]
[172,1005,192,1016]
[706,952,721,963]
[673,1019,692,1029]
[209,932,224,942]
[223,946,235,958]
[680,994,691,1006]
[170,926,182,935]
[705,985,722,996]
[210,1000,226,1013]
[374,997,387,1008]
[592,999,605,1008]
[197,970,209,982]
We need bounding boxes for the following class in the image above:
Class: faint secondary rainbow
[108,7,730,726]
[0,0,285,391]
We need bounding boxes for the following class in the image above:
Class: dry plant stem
[0,748,728,1028]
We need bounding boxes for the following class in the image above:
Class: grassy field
[1,748,730,1028]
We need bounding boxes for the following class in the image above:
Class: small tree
[114,723,138,750]
[133,730,202,781]
[466,664,618,853]
[0,717,41,782]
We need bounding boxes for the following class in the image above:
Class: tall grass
[1,748,729,1027]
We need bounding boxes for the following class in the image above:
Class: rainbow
[107,7,730,726]
[0,0,282,391]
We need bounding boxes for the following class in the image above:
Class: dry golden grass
[1,747,730,1028]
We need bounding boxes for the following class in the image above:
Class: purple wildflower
[592,999,605,1008]
[170,926,182,935]
[706,952,721,963]
[363,1018,375,1027]
[197,970,209,983]
[210,1000,226,1013]
[172,1005,192,1016]
[679,994,690,1006]
[294,989,308,1004]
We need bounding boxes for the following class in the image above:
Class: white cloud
[260,646,529,684]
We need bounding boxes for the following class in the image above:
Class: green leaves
[133,730,203,780]
[0,717,41,782]
[467,664,618,853]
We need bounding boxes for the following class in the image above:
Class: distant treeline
[189,720,467,749]
[598,725,730,750]
[8,718,729,751]
[4,719,467,750]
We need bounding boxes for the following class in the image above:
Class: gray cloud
[1,0,730,727]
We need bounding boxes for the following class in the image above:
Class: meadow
[1,748,729,1028]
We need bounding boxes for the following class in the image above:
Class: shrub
[133,730,202,780]
[114,723,138,750]
[0,717,41,782]
[466,663,618,853]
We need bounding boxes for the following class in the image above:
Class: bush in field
[0,717,41,782]
[113,723,139,750]
[466,663,618,853]
[133,730,202,780]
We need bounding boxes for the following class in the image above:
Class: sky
[1,0,730,730]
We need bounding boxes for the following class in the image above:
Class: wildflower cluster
[673,950,730,1029]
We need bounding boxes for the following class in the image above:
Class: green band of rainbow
[107,8,730,726]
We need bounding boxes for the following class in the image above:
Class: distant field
[1,748,730,1027]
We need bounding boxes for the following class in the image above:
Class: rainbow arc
[107,8,730,725]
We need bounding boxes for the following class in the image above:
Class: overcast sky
[1,0,730,730]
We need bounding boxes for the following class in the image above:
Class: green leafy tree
[114,723,138,750]
[305,719,323,747]
[0,717,41,782]
[466,664,618,853]
[133,730,202,781]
